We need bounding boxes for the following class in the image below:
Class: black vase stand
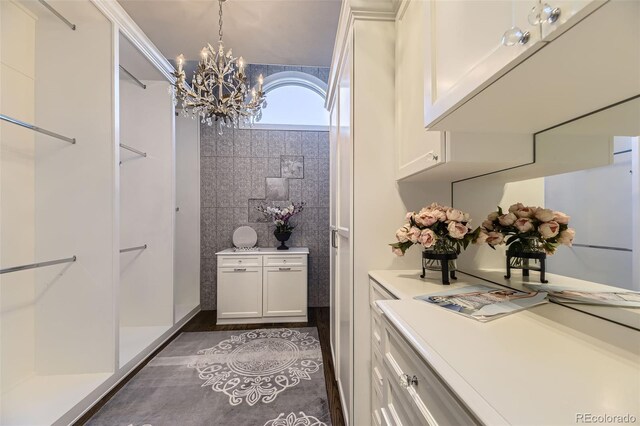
[420,251,458,285]
[505,251,548,283]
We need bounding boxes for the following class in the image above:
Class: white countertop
[370,270,640,425]
[216,247,309,255]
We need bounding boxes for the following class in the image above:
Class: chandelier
[171,0,266,134]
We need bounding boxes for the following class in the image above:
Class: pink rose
[448,221,469,239]
[415,210,438,227]
[395,225,410,243]
[482,219,495,231]
[538,221,560,238]
[407,226,421,243]
[418,229,436,248]
[557,228,575,246]
[446,208,465,222]
[463,212,471,222]
[432,209,447,222]
[553,211,571,225]
[514,206,537,218]
[509,203,525,213]
[514,218,534,233]
[392,247,404,256]
[535,208,555,222]
[486,232,505,246]
[487,211,499,221]
[498,212,517,226]
[475,230,489,244]
[405,212,415,221]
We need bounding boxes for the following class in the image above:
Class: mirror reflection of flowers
[390,203,478,256]
[474,203,575,254]
[256,201,305,233]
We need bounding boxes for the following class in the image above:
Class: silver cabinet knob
[502,27,530,46]
[528,3,561,25]
[398,373,418,388]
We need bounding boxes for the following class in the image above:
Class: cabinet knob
[426,151,438,161]
[234,268,247,272]
[528,3,561,25]
[501,27,530,46]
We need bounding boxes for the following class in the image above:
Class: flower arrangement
[256,201,305,233]
[390,203,478,256]
[475,203,575,255]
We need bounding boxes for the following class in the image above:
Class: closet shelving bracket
[0,114,76,144]
[38,0,76,30]
[0,256,77,275]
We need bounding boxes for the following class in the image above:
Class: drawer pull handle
[399,373,418,388]
[279,267,291,271]
[234,268,247,272]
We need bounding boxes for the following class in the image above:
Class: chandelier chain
[218,0,223,42]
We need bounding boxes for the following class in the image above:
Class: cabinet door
[396,0,444,179]
[329,93,339,367]
[217,267,262,319]
[262,266,307,317]
[424,0,541,127]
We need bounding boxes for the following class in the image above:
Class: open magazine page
[524,284,640,308]
[415,285,548,322]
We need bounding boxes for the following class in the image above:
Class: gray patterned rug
[87,328,331,426]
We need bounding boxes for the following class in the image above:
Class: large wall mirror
[453,96,640,329]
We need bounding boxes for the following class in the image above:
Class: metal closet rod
[38,0,76,31]
[0,114,76,144]
[119,66,147,89]
[0,256,77,275]
[120,244,147,253]
[120,143,147,157]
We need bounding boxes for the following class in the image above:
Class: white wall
[0,0,36,391]
[119,79,174,327]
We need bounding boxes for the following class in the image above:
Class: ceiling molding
[91,0,176,82]
[325,0,399,109]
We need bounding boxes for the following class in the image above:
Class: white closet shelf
[1,372,112,426]
[119,325,172,368]
[175,302,199,324]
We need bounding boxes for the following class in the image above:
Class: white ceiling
[117,0,342,67]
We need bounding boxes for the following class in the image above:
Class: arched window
[247,71,329,130]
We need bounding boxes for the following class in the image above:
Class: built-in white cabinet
[216,249,309,324]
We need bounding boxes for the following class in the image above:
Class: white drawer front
[370,279,396,313]
[383,319,480,426]
[218,256,261,268]
[371,310,383,354]
[263,255,307,267]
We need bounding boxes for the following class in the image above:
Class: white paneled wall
[0,2,200,424]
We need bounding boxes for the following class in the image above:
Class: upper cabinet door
[424,0,542,128]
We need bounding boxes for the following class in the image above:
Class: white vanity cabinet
[216,248,308,324]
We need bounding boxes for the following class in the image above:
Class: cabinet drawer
[383,319,480,426]
[263,255,307,267]
[371,309,383,354]
[370,279,396,312]
[372,348,385,396]
[262,266,307,317]
[385,365,428,426]
[218,256,261,268]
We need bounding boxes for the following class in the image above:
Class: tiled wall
[200,64,330,310]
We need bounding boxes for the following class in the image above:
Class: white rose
[392,247,405,256]
[418,229,436,248]
[553,211,571,225]
[538,221,560,238]
[486,232,505,246]
[557,228,575,246]
[395,225,410,243]
[407,226,422,243]
[487,211,499,221]
[482,219,495,231]
[446,208,465,222]
[509,203,525,213]
[463,212,471,222]
[448,221,469,239]
[535,208,555,222]
[498,212,517,226]
[475,230,489,244]
[514,218,534,233]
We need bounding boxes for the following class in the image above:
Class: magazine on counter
[524,284,640,308]
[415,285,548,322]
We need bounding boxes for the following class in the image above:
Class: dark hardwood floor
[75,308,345,426]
